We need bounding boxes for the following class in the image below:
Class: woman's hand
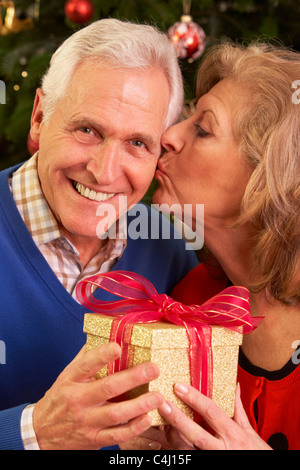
[159,383,272,450]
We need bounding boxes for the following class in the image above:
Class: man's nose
[161,121,185,154]
[86,140,121,185]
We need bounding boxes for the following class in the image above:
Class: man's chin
[60,221,101,243]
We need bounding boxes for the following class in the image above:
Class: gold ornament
[0,1,33,35]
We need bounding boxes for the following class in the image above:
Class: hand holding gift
[158,382,272,450]
[33,343,164,450]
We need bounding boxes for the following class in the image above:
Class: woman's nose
[161,121,185,154]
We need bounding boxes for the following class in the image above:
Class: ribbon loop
[152,293,185,315]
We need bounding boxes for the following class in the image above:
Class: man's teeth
[74,182,115,202]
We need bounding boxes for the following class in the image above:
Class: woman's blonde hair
[196,41,300,305]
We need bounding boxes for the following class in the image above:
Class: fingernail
[159,401,172,415]
[148,441,162,450]
[236,382,241,398]
[149,392,163,407]
[174,383,189,394]
[106,342,121,358]
[144,363,159,380]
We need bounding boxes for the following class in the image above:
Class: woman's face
[153,78,253,231]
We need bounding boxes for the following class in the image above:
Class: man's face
[31,62,170,246]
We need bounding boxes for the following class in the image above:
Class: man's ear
[30,88,45,144]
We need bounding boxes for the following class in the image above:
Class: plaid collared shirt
[10,153,126,449]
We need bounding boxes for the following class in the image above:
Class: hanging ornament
[64,0,94,24]
[168,0,206,63]
[181,98,197,119]
[0,1,33,35]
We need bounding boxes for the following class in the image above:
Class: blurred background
[0,0,300,170]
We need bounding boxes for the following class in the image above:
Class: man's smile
[72,181,115,202]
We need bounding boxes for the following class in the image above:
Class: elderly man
[0,19,197,450]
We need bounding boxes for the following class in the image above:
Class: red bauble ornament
[64,0,94,24]
[168,15,206,62]
[27,132,39,156]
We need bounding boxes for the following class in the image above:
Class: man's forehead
[64,62,167,109]
[54,61,170,148]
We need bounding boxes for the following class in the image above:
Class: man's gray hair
[41,18,184,129]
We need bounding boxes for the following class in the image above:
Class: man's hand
[33,343,163,450]
[119,426,172,450]
[159,383,272,450]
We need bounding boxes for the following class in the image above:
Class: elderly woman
[151,41,300,450]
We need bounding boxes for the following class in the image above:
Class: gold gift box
[84,313,243,426]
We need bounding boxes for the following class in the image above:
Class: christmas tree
[0,0,299,169]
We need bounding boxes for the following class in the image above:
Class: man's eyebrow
[67,117,157,150]
[202,109,219,126]
[67,117,104,131]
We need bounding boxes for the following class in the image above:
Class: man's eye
[79,127,95,135]
[130,139,146,149]
[73,127,99,143]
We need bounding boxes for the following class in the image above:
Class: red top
[171,263,300,450]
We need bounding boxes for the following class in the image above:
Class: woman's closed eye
[194,123,210,138]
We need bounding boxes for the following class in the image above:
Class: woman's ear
[30,88,45,144]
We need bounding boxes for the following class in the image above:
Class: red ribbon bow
[76,270,254,404]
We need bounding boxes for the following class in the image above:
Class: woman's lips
[155,160,167,178]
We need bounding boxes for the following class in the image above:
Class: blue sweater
[0,164,197,450]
